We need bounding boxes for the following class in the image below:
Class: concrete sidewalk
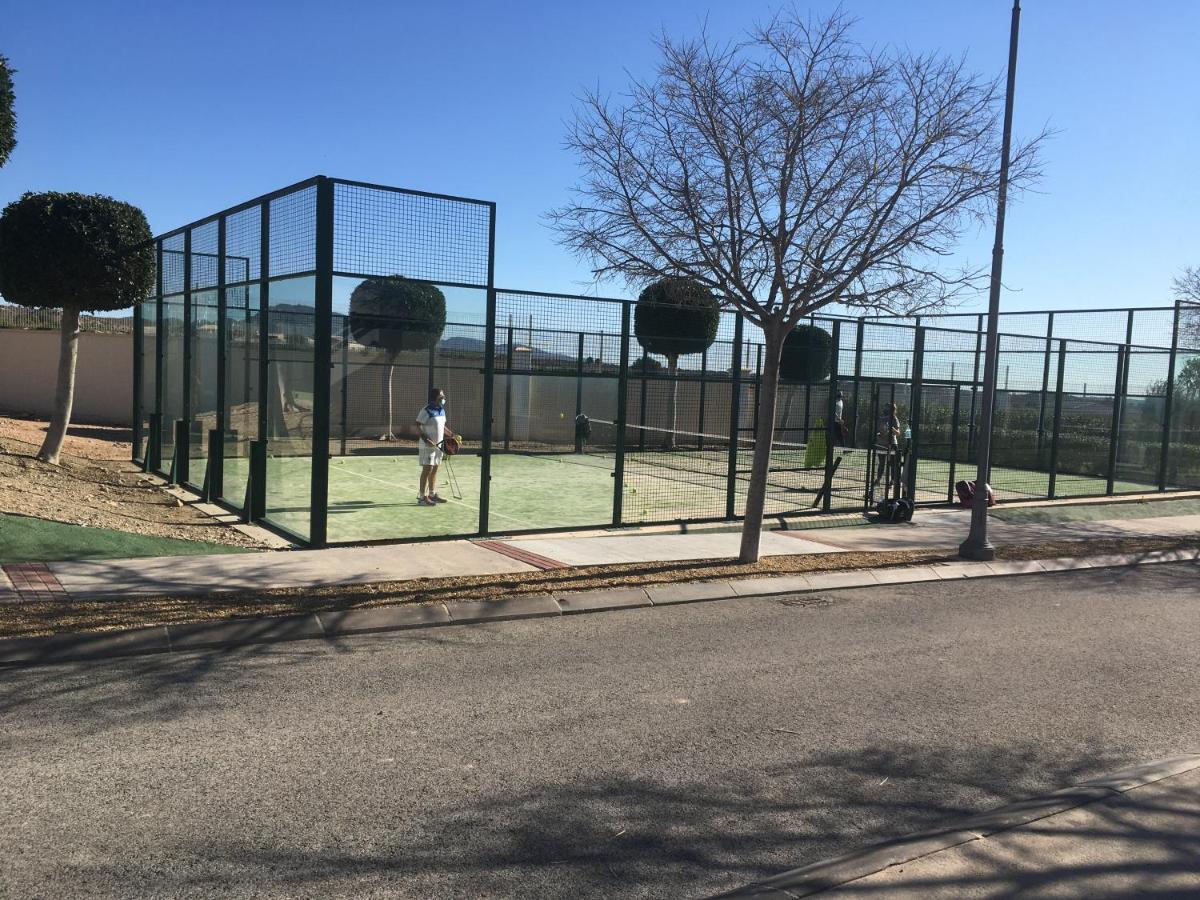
[722,756,1200,898]
[5,506,1198,603]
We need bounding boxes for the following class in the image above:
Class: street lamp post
[961,0,1022,561]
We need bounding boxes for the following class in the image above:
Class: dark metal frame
[132,176,1198,549]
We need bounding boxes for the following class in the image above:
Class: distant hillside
[0,303,134,334]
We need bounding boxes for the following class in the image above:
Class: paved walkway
[3,507,1197,603]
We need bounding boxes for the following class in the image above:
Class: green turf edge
[0,512,255,565]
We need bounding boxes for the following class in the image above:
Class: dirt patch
[1,533,1193,639]
[0,414,269,549]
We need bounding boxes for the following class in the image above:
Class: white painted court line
[329,462,532,527]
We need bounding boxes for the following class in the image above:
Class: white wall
[0,330,132,425]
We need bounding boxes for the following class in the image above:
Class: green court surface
[223,447,1163,543]
[0,513,252,565]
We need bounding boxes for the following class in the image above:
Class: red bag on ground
[955,479,995,508]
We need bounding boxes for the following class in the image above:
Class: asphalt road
[2,563,1197,899]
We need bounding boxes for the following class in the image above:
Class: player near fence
[871,402,904,496]
[416,387,456,506]
[832,390,847,447]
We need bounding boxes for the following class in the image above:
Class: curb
[0,547,1195,667]
[712,754,1200,898]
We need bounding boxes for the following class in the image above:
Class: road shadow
[5,739,1162,899]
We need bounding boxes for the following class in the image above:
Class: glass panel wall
[263,275,316,542]
[490,291,620,531]
[219,203,264,511]
[134,295,156,463]
[187,222,220,491]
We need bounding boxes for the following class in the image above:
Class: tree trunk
[738,327,785,563]
[382,352,397,440]
[664,355,678,450]
[38,305,82,466]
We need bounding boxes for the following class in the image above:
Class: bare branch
[548,8,1047,338]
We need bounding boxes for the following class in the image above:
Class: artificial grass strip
[0,513,253,565]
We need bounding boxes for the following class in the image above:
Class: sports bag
[955,479,995,508]
[876,497,915,523]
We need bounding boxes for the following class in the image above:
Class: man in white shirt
[415,387,455,506]
[833,390,846,446]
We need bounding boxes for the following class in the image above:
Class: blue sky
[1,0,1197,313]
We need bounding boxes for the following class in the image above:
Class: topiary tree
[777,324,833,438]
[780,324,833,382]
[0,192,153,465]
[349,276,446,440]
[0,55,14,168]
[634,277,720,448]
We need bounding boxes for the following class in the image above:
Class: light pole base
[959,538,996,561]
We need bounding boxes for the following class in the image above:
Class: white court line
[329,461,532,527]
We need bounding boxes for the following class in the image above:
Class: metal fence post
[822,321,841,513]
[478,203,498,536]
[697,349,708,449]
[340,316,349,457]
[612,301,632,525]
[638,354,649,452]
[850,318,864,448]
[257,201,270,461]
[906,327,925,502]
[1105,344,1127,496]
[726,318,745,519]
[1158,300,1182,490]
[151,241,165,473]
[180,229,192,486]
[309,176,334,548]
[574,331,585,453]
[751,344,763,441]
[212,214,227,502]
[1036,312,1054,465]
[968,313,983,458]
[504,323,514,451]
[132,299,143,463]
[1048,339,1067,499]
[948,387,962,502]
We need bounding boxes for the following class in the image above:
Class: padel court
[133,176,1200,547]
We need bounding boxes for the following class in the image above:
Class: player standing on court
[416,387,455,506]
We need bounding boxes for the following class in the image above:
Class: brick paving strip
[473,539,567,570]
[0,545,1195,667]
[1,563,68,602]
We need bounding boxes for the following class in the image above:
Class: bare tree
[1174,266,1200,347]
[550,10,1044,562]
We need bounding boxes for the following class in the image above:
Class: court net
[582,419,867,494]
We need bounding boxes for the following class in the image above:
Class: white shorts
[418,444,443,467]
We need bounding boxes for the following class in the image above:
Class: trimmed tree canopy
[348,276,446,353]
[634,278,720,360]
[780,324,833,383]
[0,192,154,311]
[0,55,14,168]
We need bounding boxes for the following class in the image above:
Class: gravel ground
[0,415,267,548]
[1,563,1197,898]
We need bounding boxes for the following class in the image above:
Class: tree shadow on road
[9,740,1160,899]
